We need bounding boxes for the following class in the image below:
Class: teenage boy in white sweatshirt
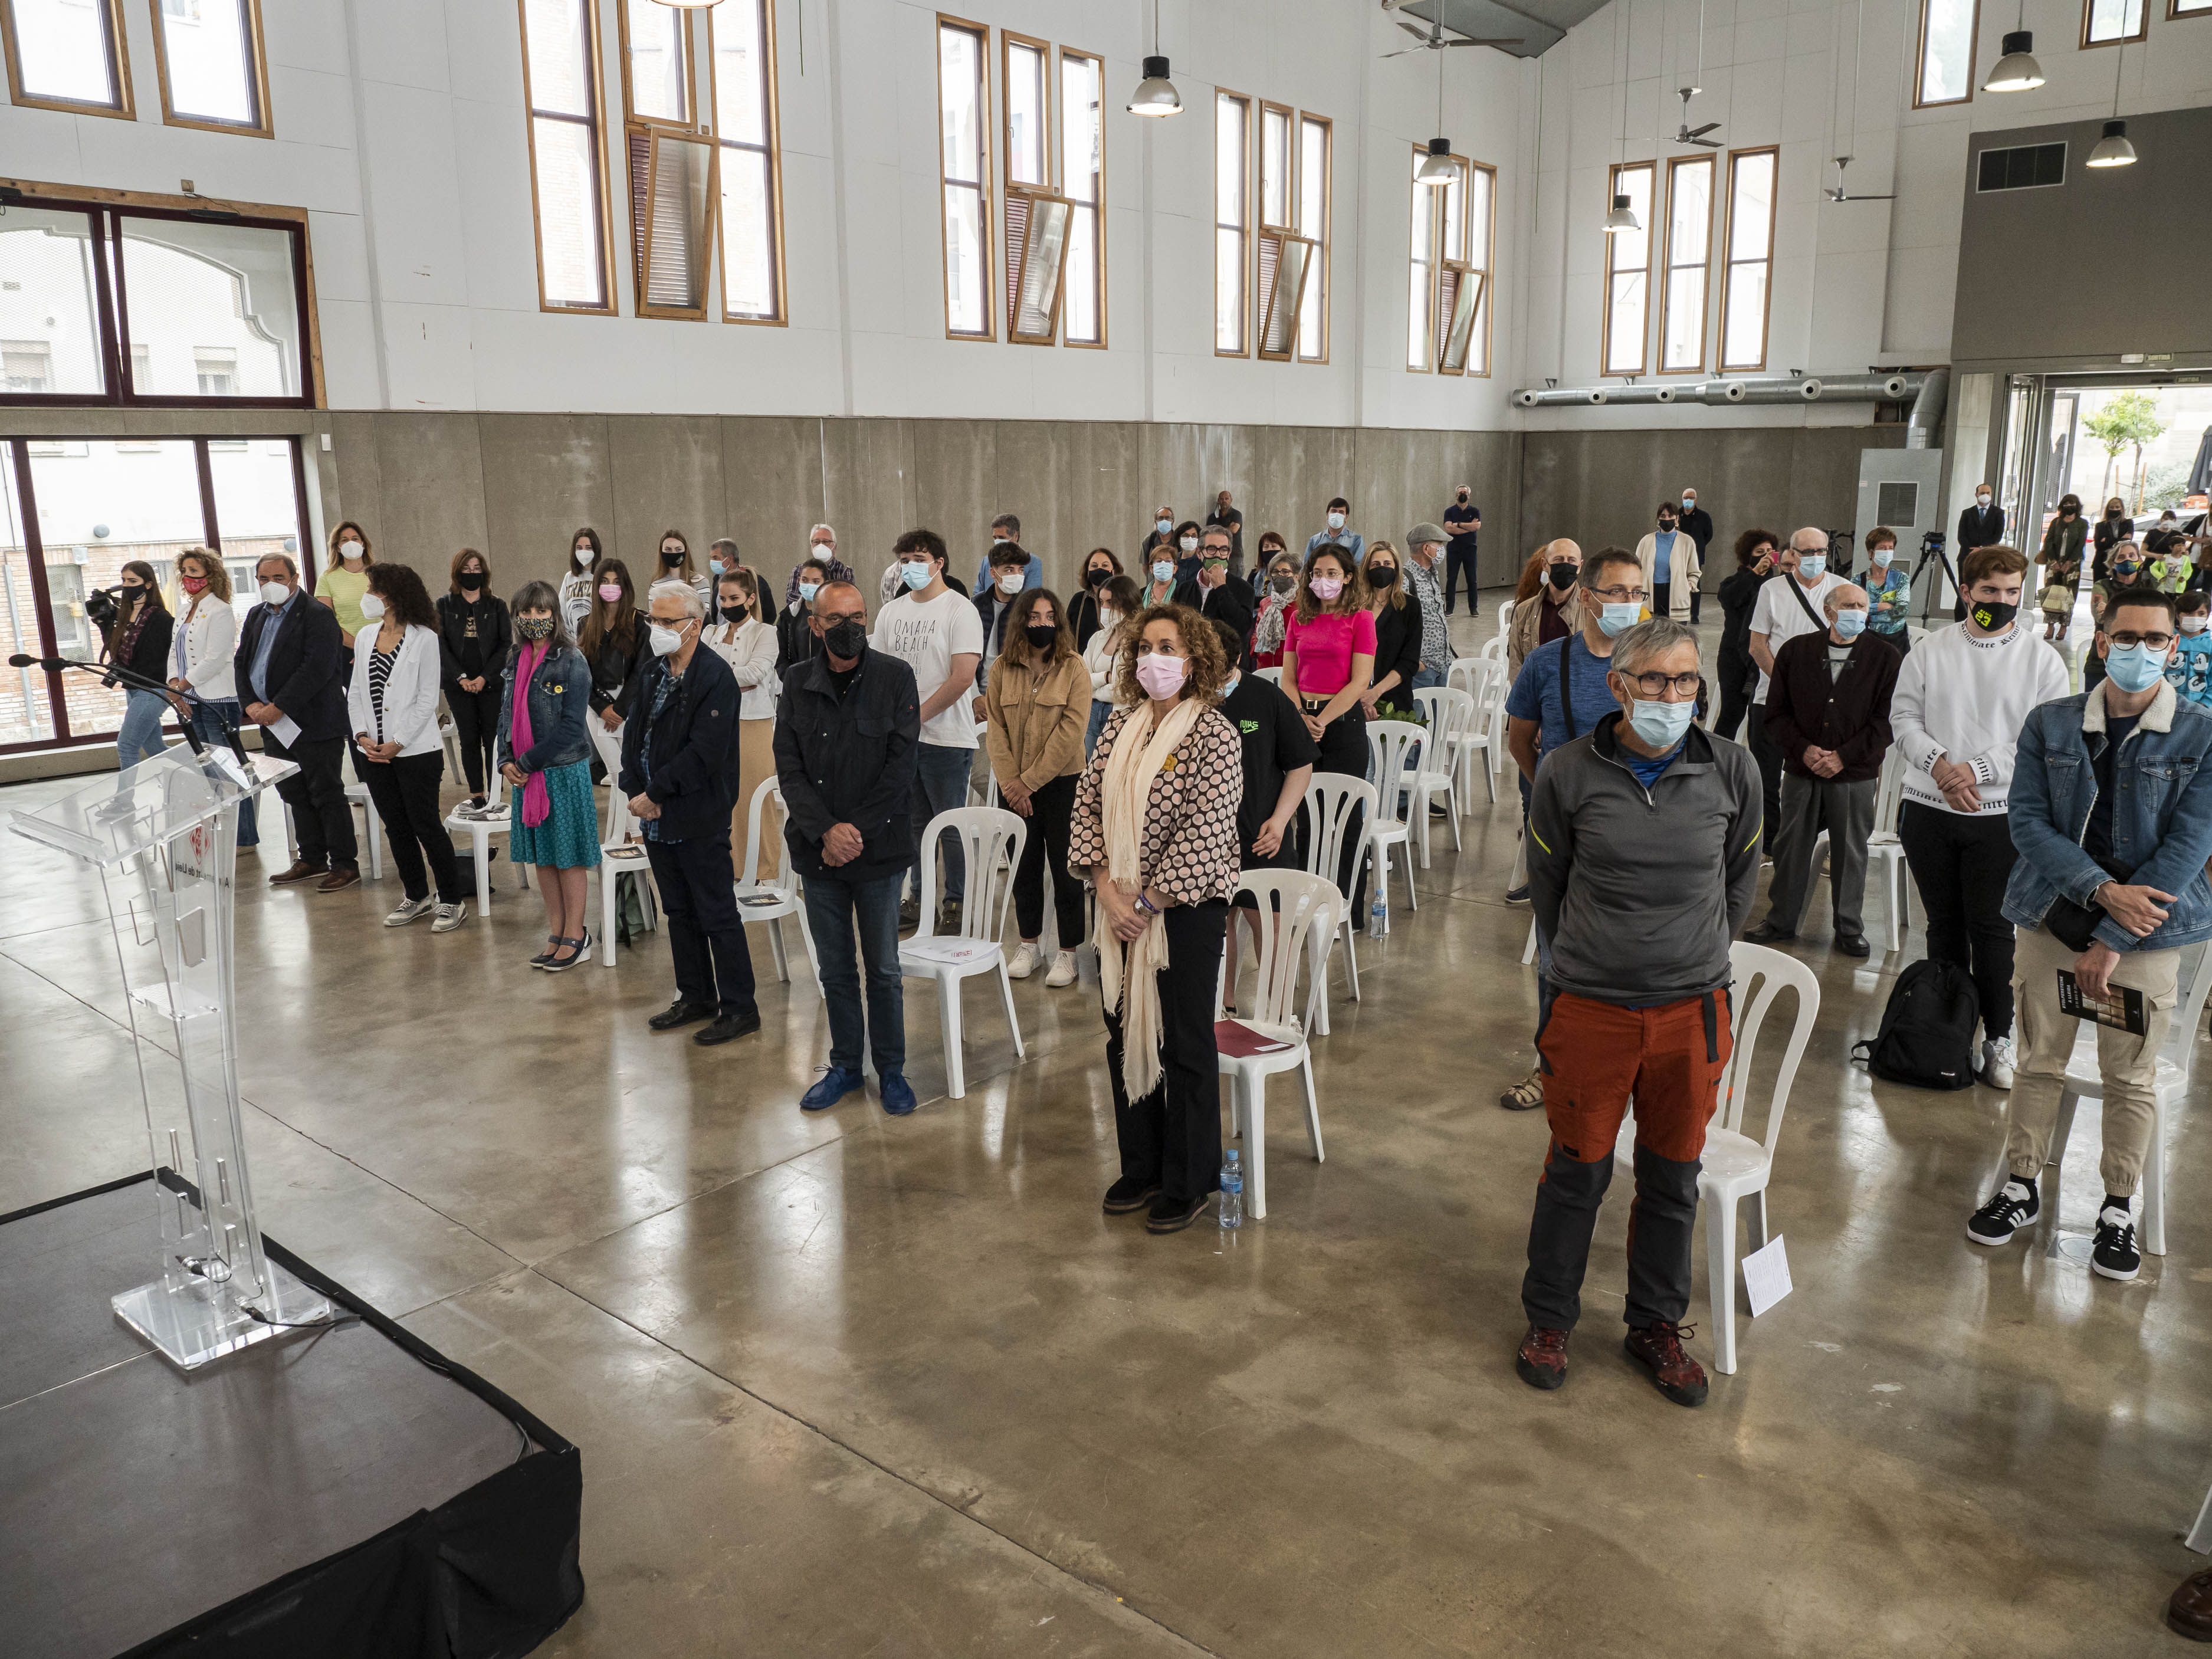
[1889,543,2070,1086]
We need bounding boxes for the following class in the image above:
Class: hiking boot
[1515,1325,1570,1391]
[1623,1321,1708,1407]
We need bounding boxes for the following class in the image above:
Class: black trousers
[1104,900,1228,1202]
[264,730,358,872]
[1745,701,1783,855]
[1012,772,1085,945]
[359,752,464,902]
[1897,802,2019,1039]
[1689,584,1702,625]
[646,834,757,1016]
[1714,644,1755,742]
[1525,1142,1701,1331]
[1294,702,1370,916]
[447,682,503,796]
[1442,544,1479,613]
[1652,580,1672,622]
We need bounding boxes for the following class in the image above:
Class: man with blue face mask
[1745,530,1845,858]
[1745,583,1901,958]
[1514,617,1762,1407]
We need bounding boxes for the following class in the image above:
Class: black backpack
[1852,960,1981,1090]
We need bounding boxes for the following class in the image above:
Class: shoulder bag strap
[1783,574,1826,632]
[1557,638,1579,741]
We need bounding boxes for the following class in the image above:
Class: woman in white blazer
[165,547,258,847]
[1634,501,1700,622]
[346,563,468,931]
[702,566,783,879]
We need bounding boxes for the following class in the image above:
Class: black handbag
[2043,893,2108,953]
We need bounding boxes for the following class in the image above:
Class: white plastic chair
[1495,596,1514,640]
[438,714,461,778]
[2037,942,2212,1259]
[1863,745,1914,955]
[445,752,523,911]
[342,780,385,881]
[1219,870,1343,1220]
[1478,633,1505,664]
[1409,687,1479,861]
[732,777,819,993]
[1297,774,1373,1033]
[585,741,654,968]
[899,806,1026,1099]
[1442,658,1501,805]
[1612,942,1820,1375]
[1253,665,1283,685]
[1363,720,1422,923]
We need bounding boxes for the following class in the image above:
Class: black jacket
[616,645,740,842]
[1370,593,1425,698]
[1763,628,1901,784]
[1957,502,2006,552]
[583,620,648,718]
[1170,573,1256,643]
[437,591,510,688]
[234,591,349,742]
[776,602,823,672]
[1717,566,1768,658]
[774,647,921,883]
[1679,505,1715,556]
[106,601,174,688]
[1068,587,1108,650]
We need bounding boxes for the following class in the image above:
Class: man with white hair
[786,523,855,608]
[620,579,758,1046]
[1744,528,1844,856]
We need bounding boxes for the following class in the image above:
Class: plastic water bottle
[1218,1150,1243,1230]
[1368,889,1387,939]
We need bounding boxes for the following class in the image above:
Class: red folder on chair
[1213,1020,1294,1057]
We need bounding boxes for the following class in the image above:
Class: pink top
[1282,608,1377,697]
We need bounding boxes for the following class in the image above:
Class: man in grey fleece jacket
[1514,619,1763,1408]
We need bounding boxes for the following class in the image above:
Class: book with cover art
[2057,970,2148,1036]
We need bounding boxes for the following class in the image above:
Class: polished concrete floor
[4,598,2208,1657]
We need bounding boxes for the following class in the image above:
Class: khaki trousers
[2004,924,2178,1197]
[731,716,780,882]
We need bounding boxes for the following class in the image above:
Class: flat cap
[1407,521,1447,547]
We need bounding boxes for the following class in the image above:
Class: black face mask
[1547,562,1577,592]
[459,573,483,592]
[1085,567,1111,588]
[823,619,867,658]
[722,597,747,617]
[1024,623,1060,652]
[661,549,684,567]
[1456,491,1469,502]
[1659,519,1677,532]
[1969,599,2019,632]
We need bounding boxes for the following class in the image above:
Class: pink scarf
[510,640,552,827]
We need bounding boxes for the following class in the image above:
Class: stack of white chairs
[899,806,1026,1099]
[1406,686,1478,862]
[1441,658,1503,806]
[1217,870,1342,1220]
[1362,720,1423,925]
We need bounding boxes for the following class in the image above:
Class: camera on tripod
[1921,529,1946,556]
[83,584,121,630]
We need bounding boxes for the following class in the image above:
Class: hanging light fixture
[1127,0,1182,116]
[1416,56,1454,186]
[649,0,723,9]
[1983,1,2043,91]
[1604,194,1640,232]
[1603,5,1639,233]
[2086,40,2137,166]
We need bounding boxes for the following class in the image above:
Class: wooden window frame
[1256,234,1317,362]
[1718,146,1777,374]
[517,0,617,317]
[1000,30,1052,193]
[2171,0,2212,19]
[1601,160,1654,379]
[616,0,693,130]
[708,0,786,326]
[1006,192,1074,346]
[1406,146,1463,375]
[635,129,718,321]
[1658,153,1714,374]
[1911,0,1980,109]
[1213,89,1251,357]
[2,0,134,119]
[1461,156,1493,377]
[1058,46,1106,350]
[1000,29,1052,346]
[1295,112,1331,364]
[2081,0,2151,44]
[936,14,994,341]
[148,0,273,137]
[1258,101,1295,237]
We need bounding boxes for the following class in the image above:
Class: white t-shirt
[1749,571,1846,702]
[874,588,984,748]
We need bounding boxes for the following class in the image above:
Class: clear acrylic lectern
[9,743,331,1367]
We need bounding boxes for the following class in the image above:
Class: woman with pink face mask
[1279,547,1375,914]
[578,557,646,737]
[1068,603,1243,1235]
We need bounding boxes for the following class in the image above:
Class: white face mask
[337,540,363,559]
[992,534,1007,545]
[1977,493,1992,507]
[2183,615,2209,635]
[1327,511,1346,531]
[648,621,687,657]
[996,571,1022,595]
[573,546,593,566]
[1179,536,1199,553]
[260,580,290,607]
[358,594,385,620]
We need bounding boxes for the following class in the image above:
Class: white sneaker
[1045,949,1078,987]
[1006,941,1040,980]
[383,896,435,927]
[1980,1034,2017,1089]
[432,900,468,932]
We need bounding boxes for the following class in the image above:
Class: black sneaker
[1102,1176,1162,1215]
[1504,883,1530,904]
[1965,1179,2039,1246]
[2092,1204,2142,1282]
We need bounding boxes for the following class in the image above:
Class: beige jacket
[1635,530,1701,620]
[984,652,1090,791]
[1508,587,1584,677]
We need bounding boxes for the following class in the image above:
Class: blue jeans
[910,741,973,903]
[1410,664,1446,692]
[189,697,258,845]
[806,870,905,1075]
[1084,699,1113,757]
[116,688,169,770]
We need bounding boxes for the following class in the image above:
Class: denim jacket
[495,643,593,773]
[2001,681,2212,953]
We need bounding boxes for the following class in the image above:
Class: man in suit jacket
[1173,523,1255,645]
[1957,486,2006,555]
[235,552,359,891]
[1678,487,1715,623]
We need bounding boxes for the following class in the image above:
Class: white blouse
[170,595,239,701]
[1082,619,1131,706]
[702,615,780,720]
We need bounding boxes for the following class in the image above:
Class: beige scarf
[1095,696,1205,1102]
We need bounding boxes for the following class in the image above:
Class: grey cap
[1407,522,1447,547]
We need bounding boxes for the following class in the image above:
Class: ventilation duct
[1904,368,1949,450]
[1513,373,1919,409]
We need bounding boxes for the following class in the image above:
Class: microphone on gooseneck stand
[8,652,208,757]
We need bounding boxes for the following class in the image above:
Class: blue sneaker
[880,1073,918,1117]
[800,1066,864,1112]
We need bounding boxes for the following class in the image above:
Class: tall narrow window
[1914,0,1979,106]
[1659,155,1714,373]
[619,0,703,316]
[2172,0,2212,18]
[518,0,614,314]
[711,0,784,323]
[1601,161,1653,377]
[1000,32,1055,344]
[152,0,270,135]
[621,0,688,124]
[1060,49,1105,346]
[937,18,992,339]
[1407,147,1467,372]
[1719,147,1777,373]
[2083,0,2149,43]
[1296,114,1331,362]
[2,0,133,116]
[1215,91,1249,355]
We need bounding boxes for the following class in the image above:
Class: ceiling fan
[1382,12,1520,55]
[1672,86,1722,147]
[1823,156,1896,201]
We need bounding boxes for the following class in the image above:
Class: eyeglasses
[1589,584,1649,604]
[1624,671,1703,697]
[2107,631,2175,650]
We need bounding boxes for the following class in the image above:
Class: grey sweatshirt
[1527,713,1763,1005]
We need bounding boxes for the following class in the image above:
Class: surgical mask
[1310,576,1344,602]
[1968,598,2019,632]
[900,561,934,591]
[823,618,867,658]
[1179,536,1199,553]
[1833,608,1868,639]
[996,571,1023,595]
[992,533,1008,545]
[573,546,594,566]
[517,615,553,640]
[648,621,687,657]
[798,581,820,602]
[1681,497,1695,511]
[1085,567,1111,588]
[1156,517,1172,535]
[358,594,386,620]
[1597,601,1640,636]
[1272,574,1296,594]
[1151,560,1175,583]
[1024,623,1059,652]
[1547,562,1577,592]
[1327,511,1346,531]
[180,574,209,594]
[260,581,290,606]
[1135,653,1189,699]
[1976,492,1992,506]
[598,583,623,602]
[460,571,483,591]
[1628,698,1696,751]
[709,559,727,576]
[1797,555,1826,580]
[2105,642,2169,693]
[337,540,363,559]
[1868,546,1892,567]
[2183,615,2208,635]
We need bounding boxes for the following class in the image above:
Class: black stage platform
[1,1174,583,1659]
